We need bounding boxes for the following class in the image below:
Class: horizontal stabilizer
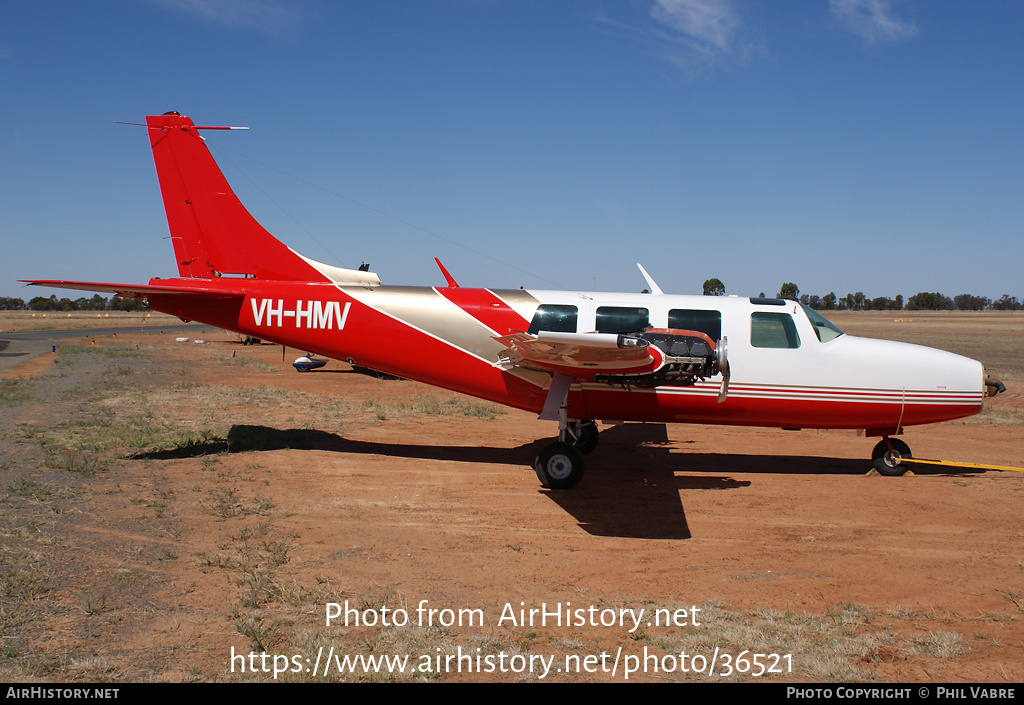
[21,279,246,299]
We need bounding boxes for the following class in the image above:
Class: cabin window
[750,312,801,349]
[668,309,722,342]
[800,304,844,343]
[596,306,649,334]
[528,304,578,334]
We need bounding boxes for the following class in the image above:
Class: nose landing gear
[872,437,912,476]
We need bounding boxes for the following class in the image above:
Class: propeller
[716,336,730,403]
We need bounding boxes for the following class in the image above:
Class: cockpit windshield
[800,304,844,343]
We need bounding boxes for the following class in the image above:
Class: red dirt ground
[2,323,1023,682]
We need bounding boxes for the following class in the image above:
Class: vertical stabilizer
[146,112,322,282]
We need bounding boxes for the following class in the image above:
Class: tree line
[701,279,1022,311]
[0,294,148,312]
[6,286,1023,314]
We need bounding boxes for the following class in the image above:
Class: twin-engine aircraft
[25,112,1005,489]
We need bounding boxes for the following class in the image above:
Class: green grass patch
[0,380,30,407]
[225,356,279,372]
[0,550,50,602]
[363,396,506,421]
[55,344,143,359]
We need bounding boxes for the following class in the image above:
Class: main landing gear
[534,442,584,490]
[871,437,912,476]
[534,419,599,490]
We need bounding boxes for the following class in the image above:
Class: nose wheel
[872,438,912,476]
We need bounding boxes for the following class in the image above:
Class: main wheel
[534,442,585,490]
[872,438,912,476]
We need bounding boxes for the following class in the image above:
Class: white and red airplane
[25,112,1005,488]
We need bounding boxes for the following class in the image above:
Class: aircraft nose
[893,341,986,424]
[834,336,986,426]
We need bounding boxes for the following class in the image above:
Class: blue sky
[2,1,1021,302]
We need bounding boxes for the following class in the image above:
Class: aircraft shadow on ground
[297,366,405,380]
[128,423,906,540]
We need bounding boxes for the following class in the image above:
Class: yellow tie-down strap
[901,457,1024,473]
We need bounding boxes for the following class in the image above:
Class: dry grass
[0,310,183,333]
[363,396,507,421]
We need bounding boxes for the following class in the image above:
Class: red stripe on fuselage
[568,386,980,428]
[148,282,548,414]
[434,287,531,336]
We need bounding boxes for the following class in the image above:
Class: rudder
[146,112,322,282]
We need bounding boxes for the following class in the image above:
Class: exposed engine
[597,328,725,388]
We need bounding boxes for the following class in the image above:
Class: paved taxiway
[0,323,216,373]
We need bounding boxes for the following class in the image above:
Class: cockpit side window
[595,306,649,334]
[668,309,722,341]
[528,304,578,334]
[800,303,844,343]
[750,312,801,349]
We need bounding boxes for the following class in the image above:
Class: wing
[494,331,666,379]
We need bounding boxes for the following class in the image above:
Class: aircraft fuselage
[148,278,985,436]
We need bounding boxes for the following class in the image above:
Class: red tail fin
[146,112,321,281]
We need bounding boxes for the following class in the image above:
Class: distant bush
[906,292,954,311]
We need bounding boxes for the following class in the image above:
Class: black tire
[574,420,599,455]
[872,438,912,476]
[534,442,585,490]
